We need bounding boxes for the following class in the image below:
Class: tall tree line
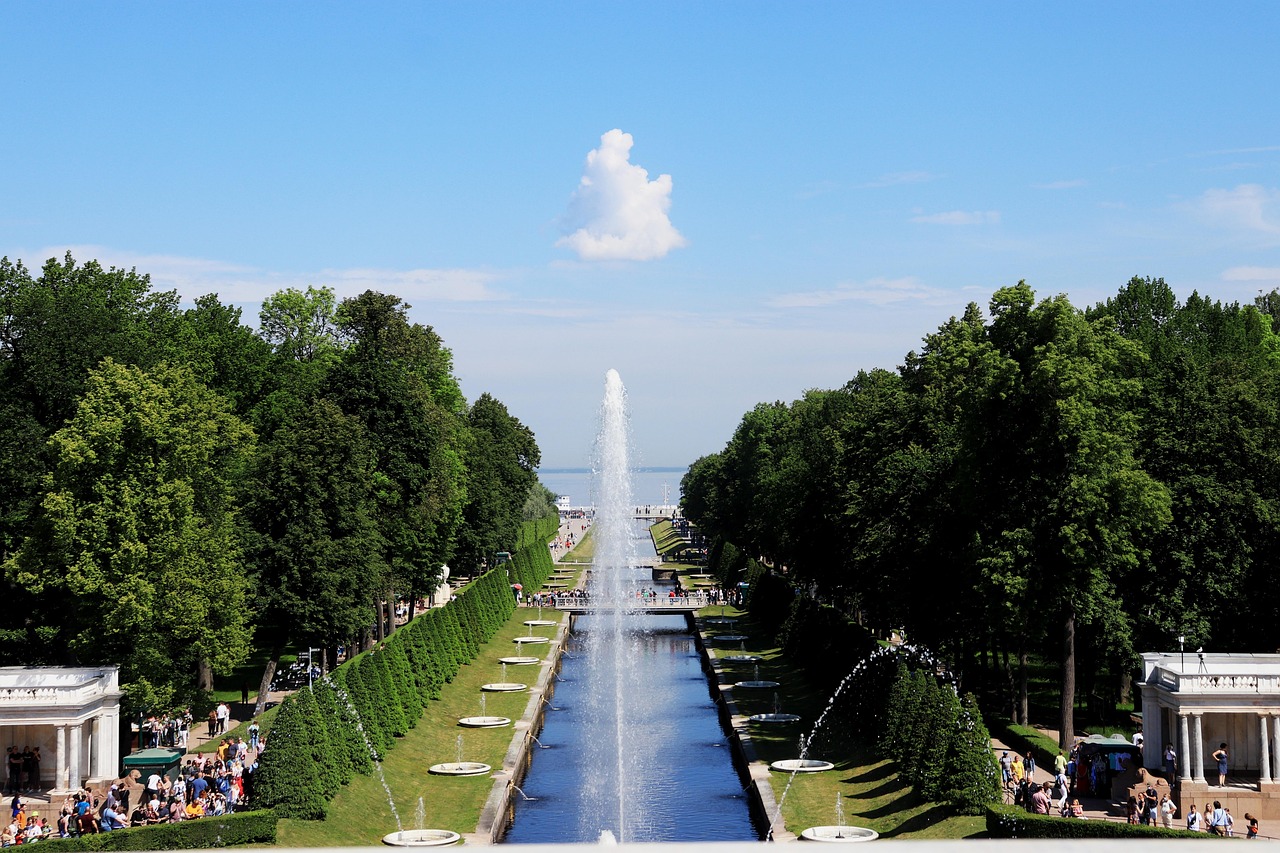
[683,277,1280,747]
[0,254,551,715]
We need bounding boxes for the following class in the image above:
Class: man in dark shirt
[6,748,21,795]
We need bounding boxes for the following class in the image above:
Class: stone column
[1261,714,1272,784]
[55,725,68,791]
[68,724,82,790]
[1180,713,1192,781]
[97,712,119,782]
[88,716,99,779]
[1272,714,1280,781]
[1193,714,1206,783]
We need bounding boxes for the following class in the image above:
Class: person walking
[1245,812,1259,839]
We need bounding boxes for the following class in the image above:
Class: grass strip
[274,607,557,846]
[700,605,984,839]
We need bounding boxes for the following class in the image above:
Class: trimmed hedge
[997,720,1063,774]
[31,811,277,851]
[252,512,549,819]
[985,803,1215,839]
[878,665,1000,814]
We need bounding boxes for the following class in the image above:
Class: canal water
[501,521,759,843]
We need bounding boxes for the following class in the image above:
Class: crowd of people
[1001,741,1262,837]
[1,734,263,845]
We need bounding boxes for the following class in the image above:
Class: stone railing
[1153,666,1280,694]
[0,681,111,704]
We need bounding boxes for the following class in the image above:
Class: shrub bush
[997,720,1062,774]
[984,803,1212,838]
[253,695,329,819]
[32,810,277,851]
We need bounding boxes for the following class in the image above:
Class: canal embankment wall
[690,617,796,843]
[470,617,570,845]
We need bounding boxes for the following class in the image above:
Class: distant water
[538,467,687,509]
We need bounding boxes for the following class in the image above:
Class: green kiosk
[122,747,183,784]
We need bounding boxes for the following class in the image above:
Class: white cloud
[910,210,1001,225]
[1222,266,1280,283]
[556,129,687,261]
[1195,184,1280,238]
[23,244,505,304]
[768,276,936,308]
[1033,180,1086,190]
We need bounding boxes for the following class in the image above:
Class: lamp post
[1179,635,1185,671]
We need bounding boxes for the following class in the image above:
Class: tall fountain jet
[580,369,647,842]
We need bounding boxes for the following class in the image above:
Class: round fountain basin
[800,826,879,843]
[771,759,835,773]
[513,636,550,644]
[735,680,781,689]
[458,716,511,728]
[544,583,568,589]
[749,713,802,723]
[481,682,528,692]
[705,618,737,625]
[714,634,749,642]
[383,829,462,847]
[428,762,491,776]
[523,619,557,626]
[499,656,540,665]
[723,654,763,663]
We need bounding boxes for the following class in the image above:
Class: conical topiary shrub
[252,695,329,819]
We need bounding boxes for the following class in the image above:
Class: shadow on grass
[878,803,952,837]
[842,762,896,785]
[852,776,911,804]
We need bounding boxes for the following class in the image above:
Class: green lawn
[700,605,986,840]
[275,609,559,846]
[560,526,594,561]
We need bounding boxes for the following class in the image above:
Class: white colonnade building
[1141,652,1280,820]
[0,666,123,796]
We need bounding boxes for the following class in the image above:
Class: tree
[258,285,342,364]
[454,394,540,578]
[240,398,386,715]
[979,284,1171,745]
[327,291,469,629]
[6,359,255,710]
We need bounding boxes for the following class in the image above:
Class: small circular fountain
[428,762,491,776]
[750,713,801,723]
[457,716,511,728]
[523,619,557,627]
[735,665,780,689]
[714,634,749,642]
[723,654,762,662]
[800,827,878,843]
[499,656,540,665]
[382,829,462,846]
[513,636,550,644]
[705,617,737,625]
[771,758,835,773]
[481,682,527,692]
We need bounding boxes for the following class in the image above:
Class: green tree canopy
[7,359,255,710]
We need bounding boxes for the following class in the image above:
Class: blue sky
[4,3,1279,469]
